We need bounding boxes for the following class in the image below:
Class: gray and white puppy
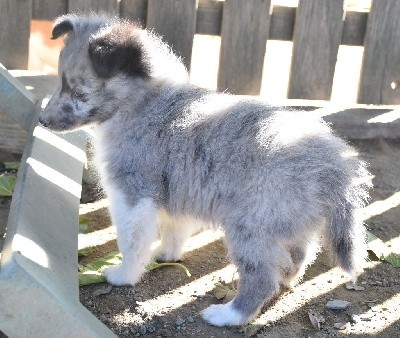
[40,14,371,326]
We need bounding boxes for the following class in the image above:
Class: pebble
[133,295,143,302]
[99,314,107,323]
[92,285,112,297]
[333,322,350,330]
[326,299,351,310]
[158,328,172,337]
[175,317,185,326]
[186,315,195,323]
[345,282,365,291]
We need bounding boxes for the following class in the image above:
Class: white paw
[154,246,183,262]
[103,265,140,286]
[201,301,246,326]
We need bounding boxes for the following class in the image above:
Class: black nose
[39,117,49,127]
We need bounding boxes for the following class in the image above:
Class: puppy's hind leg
[154,211,193,262]
[202,231,286,326]
[104,189,159,286]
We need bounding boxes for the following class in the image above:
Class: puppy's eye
[74,88,84,99]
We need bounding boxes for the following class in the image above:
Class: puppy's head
[39,14,153,131]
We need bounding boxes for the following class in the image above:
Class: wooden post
[120,0,148,25]
[288,0,344,100]
[217,0,272,95]
[68,0,119,14]
[358,0,400,104]
[147,0,197,71]
[32,0,67,20]
[0,0,31,69]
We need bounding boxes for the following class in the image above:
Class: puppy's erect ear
[88,23,150,79]
[51,15,76,39]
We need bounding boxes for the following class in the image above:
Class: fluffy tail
[327,159,371,281]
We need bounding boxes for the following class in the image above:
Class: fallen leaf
[212,283,232,300]
[223,289,237,303]
[78,247,93,257]
[366,230,400,267]
[3,162,20,170]
[146,260,191,277]
[79,215,91,234]
[0,175,16,196]
[79,252,191,286]
[78,251,122,286]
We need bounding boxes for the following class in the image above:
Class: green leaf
[211,282,237,303]
[78,251,192,286]
[384,253,400,268]
[78,247,93,257]
[78,251,122,286]
[3,162,20,170]
[79,215,90,234]
[366,230,400,268]
[146,260,191,277]
[0,175,16,196]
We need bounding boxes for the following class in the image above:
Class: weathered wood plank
[217,0,271,95]
[147,0,197,71]
[358,0,400,104]
[68,0,119,15]
[0,104,116,336]
[120,0,147,25]
[196,0,223,36]
[0,0,31,69]
[0,111,29,154]
[342,10,368,46]
[269,5,296,42]
[32,0,67,20]
[288,0,344,100]
[0,65,38,131]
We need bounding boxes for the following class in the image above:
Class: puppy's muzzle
[39,117,50,128]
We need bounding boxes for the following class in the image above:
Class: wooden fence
[1,0,400,104]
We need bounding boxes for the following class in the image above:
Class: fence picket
[288,0,344,100]
[120,0,147,25]
[32,0,67,20]
[68,0,119,15]
[217,0,271,95]
[147,0,197,71]
[358,0,400,104]
[0,0,31,69]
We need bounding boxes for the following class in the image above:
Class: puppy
[40,14,371,326]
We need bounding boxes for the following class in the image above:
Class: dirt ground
[1,138,399,337]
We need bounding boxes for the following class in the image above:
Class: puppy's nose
[39,117,49,127]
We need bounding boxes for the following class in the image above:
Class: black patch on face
[88,23,151,79]
[52,19,74,40]
[62,103,73,114]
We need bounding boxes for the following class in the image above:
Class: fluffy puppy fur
[40,14,371,326]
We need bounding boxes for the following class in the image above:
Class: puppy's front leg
[104,190,158,286]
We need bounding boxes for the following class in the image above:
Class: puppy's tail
[326,160,371,281]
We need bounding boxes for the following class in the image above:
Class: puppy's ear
[88,23,150,79]
[51,15,75,39]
